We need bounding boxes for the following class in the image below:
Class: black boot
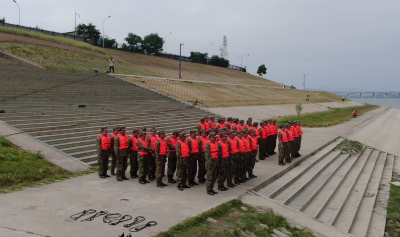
[156,183,164,188]
[207,190,215,195]
[177,184,184,191]
[182,184,191,188]
[168,178,177,183]
[111,171,116,176]
[161,182,168,186]
[212,190,218,194]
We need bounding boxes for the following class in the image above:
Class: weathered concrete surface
[0,106,393,237]
[0,121,89,173]
[206,101,362,122]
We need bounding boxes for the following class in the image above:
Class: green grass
[386,173,400,237]
[275,104,380,127]
[0,136,96,193]
[334,139,363,154]
[0,26,104,54]
[156,199,315,237]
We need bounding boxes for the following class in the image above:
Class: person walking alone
[109,57,115,73]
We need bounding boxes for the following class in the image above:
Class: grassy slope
[387,171,400,237]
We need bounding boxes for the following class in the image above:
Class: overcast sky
[2,0,400,91]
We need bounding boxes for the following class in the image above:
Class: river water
[351,99,400,110]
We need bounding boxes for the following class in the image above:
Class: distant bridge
[330,92,400,100]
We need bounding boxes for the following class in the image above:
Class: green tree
[257,64,267,77]
[103,36,116,48]
[142,33,164,55]
[124,33,143,53]
[209,55,230,68]
[189,51,208,64]
[76,23,101,41]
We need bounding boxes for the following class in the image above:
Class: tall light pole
[179,43,184,79]
[75,11,80,36]
[303,74,306,90]
[12,0,20,25]
[245,54,249,69]
[164,32,172,54]
[207,43,213,64]
[238,55,243,68]
[103,15,111,48]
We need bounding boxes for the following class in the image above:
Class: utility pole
[179,43,184,79]
[207,43,213,64]
[75,11,80,36]
[103,15,111,48]
[164,32,172,54]
[12,0,20,25]
[245,54,249,69]
[238,55,243,68]
[303,74,306,90]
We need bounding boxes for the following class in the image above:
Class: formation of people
[96,116,303,195]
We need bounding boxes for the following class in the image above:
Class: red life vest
[291,126,299,137]
[297,126,303,136]
[227,137,239,154]
[178,140,190,157]
[199,136,208,152]
[147,134,158,150]
[118,134,129,150]
[205,121,210,131]
[98,134,111,150]
[239,125,245,131]
[243,137,251,152]
[253,127,260,139]
[226,122,232,130]
[236,137,245,152]
[249,135,258,150]
[207,141,219,159]
[219,141,230,158]
[245,125,252,131]
[111,133,118,139]
[138,138,149,155]
[273,124,278,135]
[265,125,271,136]
[187,137,199,153]
[157,137,168,155]
[129,135,138,151]
[260,127,267,139]
[197,122,206,130]
[166,136,177,152]
[210,121,216,129]
[279,130,288,143]
[217,123,226,129]
[352,111,357,116]
[287,130,294,141]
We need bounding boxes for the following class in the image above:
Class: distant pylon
[220,35,228,59]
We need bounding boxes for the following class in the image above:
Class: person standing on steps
[278,125,290,166]
[176,133,190,191]
[217,133,231,191]
[205,134,220,195]
[110,127,120,175]
[155,130,168,188]
[114,127,129,181]
[128,129,140,178]
[109,57,115,73]
[96,127,111,178]
[197,130,209,184]
[146,128,158,181]
[137,132,152,184]
[166,131,179,183]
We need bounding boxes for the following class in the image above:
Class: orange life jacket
[291,126,299,137]
[205,121,210,131]
[297,126,303,136]
[245,125,252,131]
[187,137,199,153]
[352,111,357,116]
[147,134,158,150]
[265,125,271,136]
[279,130,288,143]
[129,135,138,151]
[217,123,226,129]
[243,137,251,152]
[98,134,111,150]
[253,127,260,139]
[167,136,177,152]
[249,135,258,150]
[199,136,208,152]
[157,137,168,155]
[178,140,190,157]
[236,137,245,153]
[239,125,245,131]
[207,141,219,159]
[219,141,230,158]
[260,127,267,139]
[287,130,294,141]
[210,121,216,129]
[227,137,239,154]
[138,138,149,155]
[118,134,129,150]
[197,122,206,130]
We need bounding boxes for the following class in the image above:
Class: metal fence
[0,22,85,42]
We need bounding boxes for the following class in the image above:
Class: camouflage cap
[200,129,207,134]
[209,133,217,138]
[220,133,227,137]
[172,131,179,136]
[132,129,140,133]
[204,116,209,119]
[249,129,255,134]
[158,130,166,135]
[113,127,119,131]
[209,128,215,132]
[221,117,226,121]
[253,122,259,126]
[248,117,253,121]
[200,118,205,122]
[179,133,187,138]
[151,128,157,132]
[273,120,277,122]
[119,127,126,131]
[280,124,286,128]
[239,119,244,123]
[246,120,252,124]
[227,117,233,121]
[139,132,147,136]
[142,127,147,130]
[210,116,215,119]
[101,127,108,132]
[190,130,197,135]
[239,131,245,135]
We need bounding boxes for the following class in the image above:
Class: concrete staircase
[0,52,214,166]
[256,137,396,237]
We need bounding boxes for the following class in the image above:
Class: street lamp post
[238,55,243,68]
[75,11,80,36]
[12,0,20,25]
[207,43,213,64]
[245,54,249,69]
[303,74,306,90]
[103,15,111,48]
[179,43,184,79]
[164,32,172,54]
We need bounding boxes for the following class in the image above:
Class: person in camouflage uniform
[186,130,200,186]
[278,125,290,166]
[176,133,191,191]
[137,132,152,184]
[197,130,208,184]
[109,127,120,175]
[96,127,111,178]
[205,134,219,195]
[128,129,140,178]
[235,131,246,183]
[248,129,258,179]
[231,118,239,131]
[155,130,168,188]
[285,124,293,163]
[146,128,158,181]
[166,131,179,183]
[114,127,129,181]
[258,122,267,160]
[242,130,252,181]
[217,133,230,191]
[227,131,239,186]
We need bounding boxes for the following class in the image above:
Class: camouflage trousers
[249,150,257,175]
[198,153,206,181]
[228,153,238,184]
[298,136,302,153]
[116,155,128,180]
[206,159,219,191]
[272,135,277,153]
[278,143,286,162]
[167,151,177,179]
[177,156,189,185]
[98,150,109,176]
[284,142,291,162]
[138,154,149,181]
[295,137,301,155]
[188,152,199,183]
[244,152,251,177]
[290,141,296,158]
[110,150,117,172]
[237,152,245,181]
[148,152,156,179]
[129,150,138,177]
[259,139,267,159]
[156,155,167,184]
[217,158,229,186]
[266,136,273,155]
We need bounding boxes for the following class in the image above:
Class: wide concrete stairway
[0,52,214,166]
[256,137,397,237]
